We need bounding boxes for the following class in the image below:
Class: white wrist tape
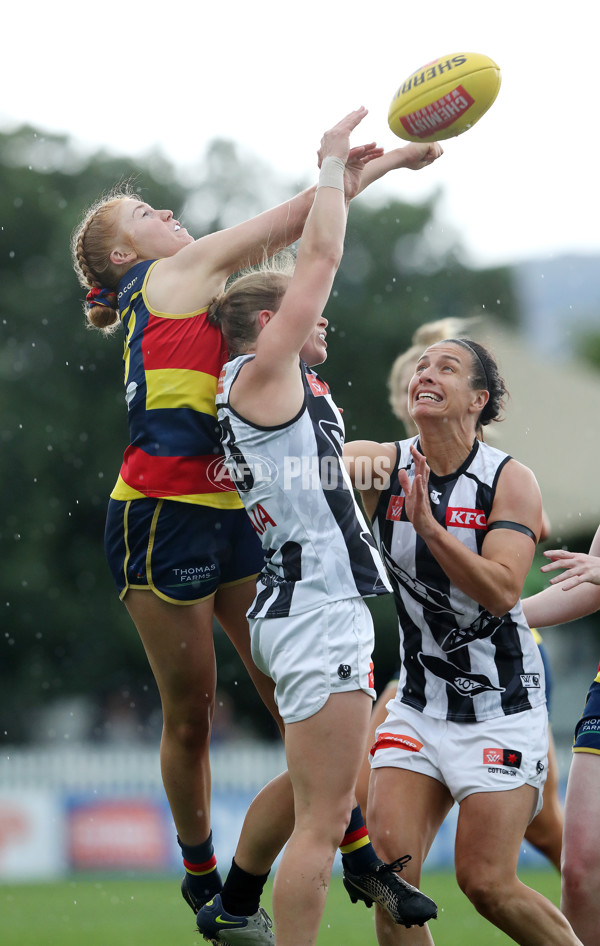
[317,155,345,191]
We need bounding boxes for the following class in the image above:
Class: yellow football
[388,52,501,142]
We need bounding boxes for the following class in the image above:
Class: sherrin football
[388,52,501,142]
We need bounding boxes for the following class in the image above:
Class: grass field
[1,868,561,944]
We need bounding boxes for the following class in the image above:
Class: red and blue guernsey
[111,259,241,509]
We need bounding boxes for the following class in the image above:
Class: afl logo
[207,453,280,493]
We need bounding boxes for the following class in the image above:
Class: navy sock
[221,858,270,917]
[178,832,223,903]
[340,805,382,874]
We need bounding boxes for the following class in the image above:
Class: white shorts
[250,597,375,724]
[370,699,549,817]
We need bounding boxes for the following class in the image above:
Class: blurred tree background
[0,126,523,745]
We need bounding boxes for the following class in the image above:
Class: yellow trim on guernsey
[110,475,243,508]
[145,368,218,415]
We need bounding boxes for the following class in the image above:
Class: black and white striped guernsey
[216,356,391,619]
[371,436,545,723]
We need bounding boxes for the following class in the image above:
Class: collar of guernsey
[110,259,242,508]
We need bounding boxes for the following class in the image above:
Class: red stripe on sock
[341,827,368,847]
[183,854,217,875]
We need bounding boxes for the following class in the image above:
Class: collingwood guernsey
[372,436,545,723]
[216,356,391,618]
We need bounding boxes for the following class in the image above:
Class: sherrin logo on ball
[388,52,501,142]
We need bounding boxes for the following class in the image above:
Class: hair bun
[206,296,221,324]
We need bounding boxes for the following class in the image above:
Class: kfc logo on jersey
[386,496,405,521]
[217,369,225,396]
[306,373,330,397]
[483,748,522,769]
[446,507,487,529]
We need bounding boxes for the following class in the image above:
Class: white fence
[0,741,287,793]
[0,742,288,881]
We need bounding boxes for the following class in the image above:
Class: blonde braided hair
[71,186,135,333]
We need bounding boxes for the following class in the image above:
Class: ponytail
[85,286,120,332]
[210,256,294,357]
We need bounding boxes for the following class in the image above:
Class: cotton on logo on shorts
[483,748,522,768]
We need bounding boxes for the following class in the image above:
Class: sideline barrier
[0,744,555,880]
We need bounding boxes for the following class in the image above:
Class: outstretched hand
[318,107,370,166]
[398,444,438,539]
[540,549,600,591]
[317,107,384,201]
[354,139,443,197]
[344,142,385,200]
[395,141,444,170]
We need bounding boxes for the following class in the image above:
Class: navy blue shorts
[105,498,264,604]
[573,678,600,754]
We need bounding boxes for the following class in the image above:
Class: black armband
[487,520,536,542]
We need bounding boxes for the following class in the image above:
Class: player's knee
[329,796,357,848]
[163,704,213,751]
[299,794,355,850]
[457,866,506,918]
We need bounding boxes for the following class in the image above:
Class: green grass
[1,868,561,945]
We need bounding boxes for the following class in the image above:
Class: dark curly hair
[445,337,508,428]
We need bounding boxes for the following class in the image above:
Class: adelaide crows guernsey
[216,355,391,618]
[372,436,545,723]
[111,260,241,509]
